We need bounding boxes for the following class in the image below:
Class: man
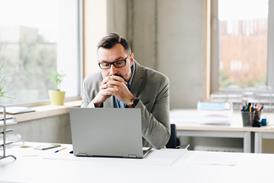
[82,33,170,149]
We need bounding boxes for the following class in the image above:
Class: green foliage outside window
[0,27,57,104]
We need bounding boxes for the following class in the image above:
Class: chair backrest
[166,124,180,148]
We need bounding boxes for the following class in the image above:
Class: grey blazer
[81,61,170,149]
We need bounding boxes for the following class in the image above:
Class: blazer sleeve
[81,73,102,108]
[81,79,90,108]
[135,76,170,149]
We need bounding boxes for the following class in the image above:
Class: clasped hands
[92,75,135,107]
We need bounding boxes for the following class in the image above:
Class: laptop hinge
[77,153,88,156]
[128,154,137,158]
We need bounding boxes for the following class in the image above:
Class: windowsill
[12,100,82,123]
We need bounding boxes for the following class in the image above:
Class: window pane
[218,0,268,90]
[0,0,79,105]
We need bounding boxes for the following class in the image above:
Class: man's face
[97,44,134,81]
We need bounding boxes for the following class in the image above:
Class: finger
[102,87,118,95]
[110,75,126,82]
[100,83,108,90]
[102,81,123,90]
[102,76,111,84]
[107,80,125,87]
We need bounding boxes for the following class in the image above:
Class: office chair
[166,123,181,148]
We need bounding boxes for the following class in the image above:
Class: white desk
[170,110,254,153]
[170,109,274,153]
[1,142,274,183]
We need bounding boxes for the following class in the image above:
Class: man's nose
[109,64,117,75]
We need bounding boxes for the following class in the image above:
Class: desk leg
[243,132,251,153]
[255,132,262,153]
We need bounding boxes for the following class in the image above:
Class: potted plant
[49,71,65,105]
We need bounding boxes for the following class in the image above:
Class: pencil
[54,147,67,153]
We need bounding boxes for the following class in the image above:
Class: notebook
[69,108,152,158]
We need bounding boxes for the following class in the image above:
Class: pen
[35,144,61,150]
[54,147,67,153]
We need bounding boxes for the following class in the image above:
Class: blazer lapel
[130,61,145,98]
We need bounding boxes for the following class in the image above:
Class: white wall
[107,0,128,37]
[157,0,206,109]
[130,0,158,69]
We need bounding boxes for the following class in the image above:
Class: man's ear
[129,52,134,65]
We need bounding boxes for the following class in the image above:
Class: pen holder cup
[241,112,255,126]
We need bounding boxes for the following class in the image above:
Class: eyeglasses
[98,56,128,69]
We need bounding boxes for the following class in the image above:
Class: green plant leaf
[50,71,65,90]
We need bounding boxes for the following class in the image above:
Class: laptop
[69,108,152,158]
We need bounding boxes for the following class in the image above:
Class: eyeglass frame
[98,56,129,69]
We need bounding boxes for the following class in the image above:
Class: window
[0,0,80,105]
[211,0,274,111]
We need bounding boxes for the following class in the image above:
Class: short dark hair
[97,33,131,53]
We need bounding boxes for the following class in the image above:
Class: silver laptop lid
[69,108,144,158]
